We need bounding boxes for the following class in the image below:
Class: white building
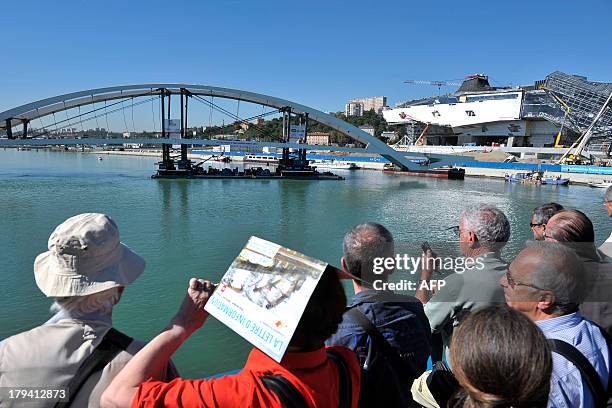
[345,96,387,116]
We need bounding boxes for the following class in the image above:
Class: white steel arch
[0,84,423,169]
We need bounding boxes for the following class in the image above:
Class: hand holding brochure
[204,236,328,362]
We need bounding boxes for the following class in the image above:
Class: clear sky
[1,0,611,130]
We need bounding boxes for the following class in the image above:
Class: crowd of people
[1,187,612,408]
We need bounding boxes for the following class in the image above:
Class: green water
[1,149,609,378]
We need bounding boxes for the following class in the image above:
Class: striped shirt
[536,312,610,408]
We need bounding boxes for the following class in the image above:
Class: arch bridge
[0,84,464,170]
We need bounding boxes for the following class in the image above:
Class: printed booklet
[204,236,328,362]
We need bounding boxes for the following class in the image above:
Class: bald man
[544,209,612,336]
[501,242,610,408]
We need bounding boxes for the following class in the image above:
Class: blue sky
[1,0,611,130]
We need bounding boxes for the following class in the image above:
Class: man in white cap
[0,213,177,407]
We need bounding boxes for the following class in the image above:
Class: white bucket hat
[34,213,145,297]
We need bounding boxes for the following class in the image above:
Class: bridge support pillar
[299,113,308,163]
[280,108,291,166]
[178,89,191,170]
[22,120,28,139]
[6,119,14,139]
[159,88,174,170]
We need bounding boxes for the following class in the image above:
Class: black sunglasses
[530,222,544,228]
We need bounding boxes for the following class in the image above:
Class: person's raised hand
[170,278,216,338]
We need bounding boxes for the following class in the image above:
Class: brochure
[204,236,328,362]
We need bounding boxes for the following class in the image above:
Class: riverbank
[460,167,611,185]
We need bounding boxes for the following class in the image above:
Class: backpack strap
[548,338,607,408]
[345,307,419,379]
[261,375,309,408]
[53,327,133,408]
[326,350,352,408]
[261,350,352,408]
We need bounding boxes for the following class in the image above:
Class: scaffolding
[544,72,612,147]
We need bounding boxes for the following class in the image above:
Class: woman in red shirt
[101,270,360,408]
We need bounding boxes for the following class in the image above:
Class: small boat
[505,171,569,185]
[541,177,570,185]
[97,156,103,161]
[504,172,533,183]
[310,159,359,170]
[588,180,612,188]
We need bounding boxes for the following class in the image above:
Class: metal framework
[544,72,612,138]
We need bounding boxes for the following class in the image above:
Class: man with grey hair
[501,242,610,408]
[544,209,612,336]
[599,185,612,258]
[327,222,431,407]
[416,204,510,357]
[0,213,177,408]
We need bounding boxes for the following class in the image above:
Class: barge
[383,166,465,180]
[152,164,344,180]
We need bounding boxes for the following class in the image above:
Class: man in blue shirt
[501,241,610,408]
[326,222,431,406]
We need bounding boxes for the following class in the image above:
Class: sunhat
[34,213,145,297]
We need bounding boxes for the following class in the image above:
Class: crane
[403,79,462,95]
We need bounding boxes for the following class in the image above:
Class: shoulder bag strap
[261,375,309,408]
[261,351,352,408]
[326,350,352,408]
[53,328,133,408]
[345,307,418,378]
[548,338,607,408]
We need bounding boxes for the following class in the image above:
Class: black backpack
[548,325,612,408]
[345,307,424,408]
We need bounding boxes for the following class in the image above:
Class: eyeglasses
[530,223,543,228]
[505,270,547,291]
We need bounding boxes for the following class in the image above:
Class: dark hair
[342,222,394,283]
[290,268,346,350]
[450,305,552,408]
[532,202,564,225]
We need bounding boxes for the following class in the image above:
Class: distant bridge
[0,84,468,169]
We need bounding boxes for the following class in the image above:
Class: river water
[0,149,609,377]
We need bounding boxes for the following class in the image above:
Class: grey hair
[523,241,588,315]
[461,204,510,251]
[606,186,612,203]
[50,287,122,316]
[532,202,564,225]
[343,222,394,282]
